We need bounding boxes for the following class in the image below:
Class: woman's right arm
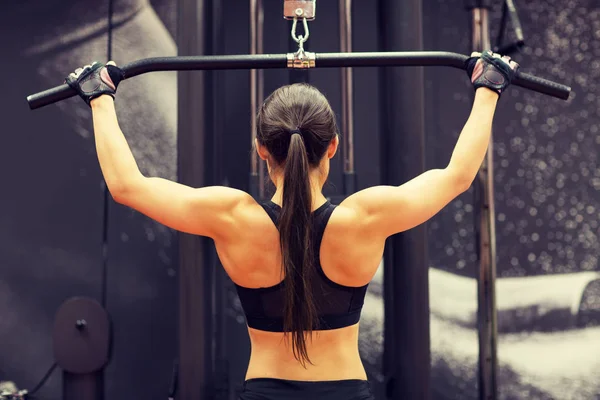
[341,88,498,239]
[340,51,518,239]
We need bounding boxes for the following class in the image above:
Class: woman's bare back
[214,198,384,381]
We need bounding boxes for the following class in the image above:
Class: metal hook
[291,17,310,45]
[287,16,315,69]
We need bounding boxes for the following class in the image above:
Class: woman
[65,50,518,399]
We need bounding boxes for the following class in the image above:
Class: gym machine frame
[26,1,570,399]
[467,0,526,398]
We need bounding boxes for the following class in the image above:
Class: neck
[270,170,328,209]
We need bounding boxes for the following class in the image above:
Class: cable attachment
[287,16,316,69]
[284,0,316,20]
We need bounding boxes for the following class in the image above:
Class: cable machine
[24,1,569,399]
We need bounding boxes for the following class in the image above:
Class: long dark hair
[256,83,338,365]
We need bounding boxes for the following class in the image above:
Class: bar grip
[27,84,75,110]
[513,72,570,100]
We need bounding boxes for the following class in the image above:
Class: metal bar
[250,0,266,199]
[495,1,509,50]
[494,0,525,55]
[339,0,356,195]
[249,0,260,198]
[257,0,266,198]
[506,0,524,44]
[26,51,571,109]
[379,0,430,398]
[177,0,215,398]
[471,7,498,400]
[209,0,230,396]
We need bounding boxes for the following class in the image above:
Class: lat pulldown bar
[27,52,571,109]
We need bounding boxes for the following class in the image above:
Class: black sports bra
[234,201,369,332]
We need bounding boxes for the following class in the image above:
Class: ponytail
[278,132,318,366]
[256,83,338,366]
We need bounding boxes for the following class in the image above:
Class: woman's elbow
[109,184,130,204]
[446,167,475,194]
[107,178,141,205]
[457,176,474,193]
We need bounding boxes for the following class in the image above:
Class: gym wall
[0,1,179,399]
[424,0,600,399]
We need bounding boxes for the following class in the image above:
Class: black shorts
[238,378,375,400]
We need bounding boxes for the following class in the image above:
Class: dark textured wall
[424,1,600,399]
[0,1,178,399]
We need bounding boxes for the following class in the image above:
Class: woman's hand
[65,61,125,106]
[466,50,519,97]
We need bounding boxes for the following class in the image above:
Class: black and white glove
[465,50,519,97]
[65,61,125,106]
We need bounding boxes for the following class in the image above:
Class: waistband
[240,378,373,400]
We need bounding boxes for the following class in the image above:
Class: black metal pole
[495,0,525,55]
[250,0,266,200]
[177,0,216,398]
[466,1,498,399]
[379,0,430,399]
[339,0,357,196]
[249,0,259,199]
[209,0,231,397]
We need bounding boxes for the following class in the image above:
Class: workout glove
[465,50,519,97]
[65,61,125,106]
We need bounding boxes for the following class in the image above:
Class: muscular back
[218,200,383,293]
[215,199,383,380]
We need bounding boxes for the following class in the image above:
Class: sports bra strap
[260,202,280,225]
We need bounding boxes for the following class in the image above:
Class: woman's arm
[90,95,254,240]
[341,88,497,238]
[63,62,254,240]
[341,51,518,239]
[90,95,141,196]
